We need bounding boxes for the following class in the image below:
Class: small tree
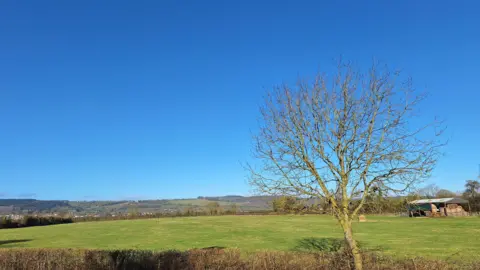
[360,186,388,214]
[463,180,480,212]
[248,62,443,270]
[184,206,196,216]
[228,203,239,214]
[272,196,298,213]
[206,201,221,215]
[463,180,480,199]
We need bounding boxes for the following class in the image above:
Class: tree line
[270,180,480,214]
[0,216,73,229]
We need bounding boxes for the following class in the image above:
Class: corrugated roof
[409,198,468,204]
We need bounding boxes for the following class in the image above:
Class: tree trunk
[341,219,363,270]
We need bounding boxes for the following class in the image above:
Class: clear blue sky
[1,1,479,200]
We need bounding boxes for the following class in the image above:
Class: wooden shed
[408,198,469,217]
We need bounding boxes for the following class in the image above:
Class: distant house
[408,197,469,217]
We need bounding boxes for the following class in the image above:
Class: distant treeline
[270,195,412,215]
[0,196,274,215]
[73,207,274,223]
[0,216,73,229]
[270,180,480,215]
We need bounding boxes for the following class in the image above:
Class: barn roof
[409,197,468,204]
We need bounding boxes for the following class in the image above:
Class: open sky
[1,1,479,200]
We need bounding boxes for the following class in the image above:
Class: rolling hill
[0,195,276,215]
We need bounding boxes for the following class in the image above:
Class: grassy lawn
[0,215,479,259]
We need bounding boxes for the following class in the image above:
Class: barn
[408,198,469,217]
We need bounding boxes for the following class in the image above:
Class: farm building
[408,198,469,217]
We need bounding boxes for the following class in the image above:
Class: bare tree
[247,62,444,270]
[417,184,440,199]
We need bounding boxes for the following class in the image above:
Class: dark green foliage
[0,217,14,228]
[463,180,480,212]
[0,216,73,229]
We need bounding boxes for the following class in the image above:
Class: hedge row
[0,248,478,270]
[73,210,281,223]
[0,216,73,229]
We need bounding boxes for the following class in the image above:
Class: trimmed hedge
[0,248,478,270]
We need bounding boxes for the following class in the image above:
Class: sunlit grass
[0,215,478,259]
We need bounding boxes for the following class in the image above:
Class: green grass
[1,215,479,259]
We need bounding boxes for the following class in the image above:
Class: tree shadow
[190,246,226,254]
[292,237,386,253]
[293,237,346,252]
[0,239,32,246]
[199,246,225,250]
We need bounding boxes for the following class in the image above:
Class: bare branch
[248,61,444,223]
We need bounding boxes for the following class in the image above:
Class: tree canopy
[248,62,444,270]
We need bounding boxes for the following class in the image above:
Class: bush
[0,248,478,270]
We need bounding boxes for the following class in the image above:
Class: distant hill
[0,196,277,215]
[0,199,71,214]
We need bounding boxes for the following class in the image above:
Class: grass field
[1,215,479,260]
